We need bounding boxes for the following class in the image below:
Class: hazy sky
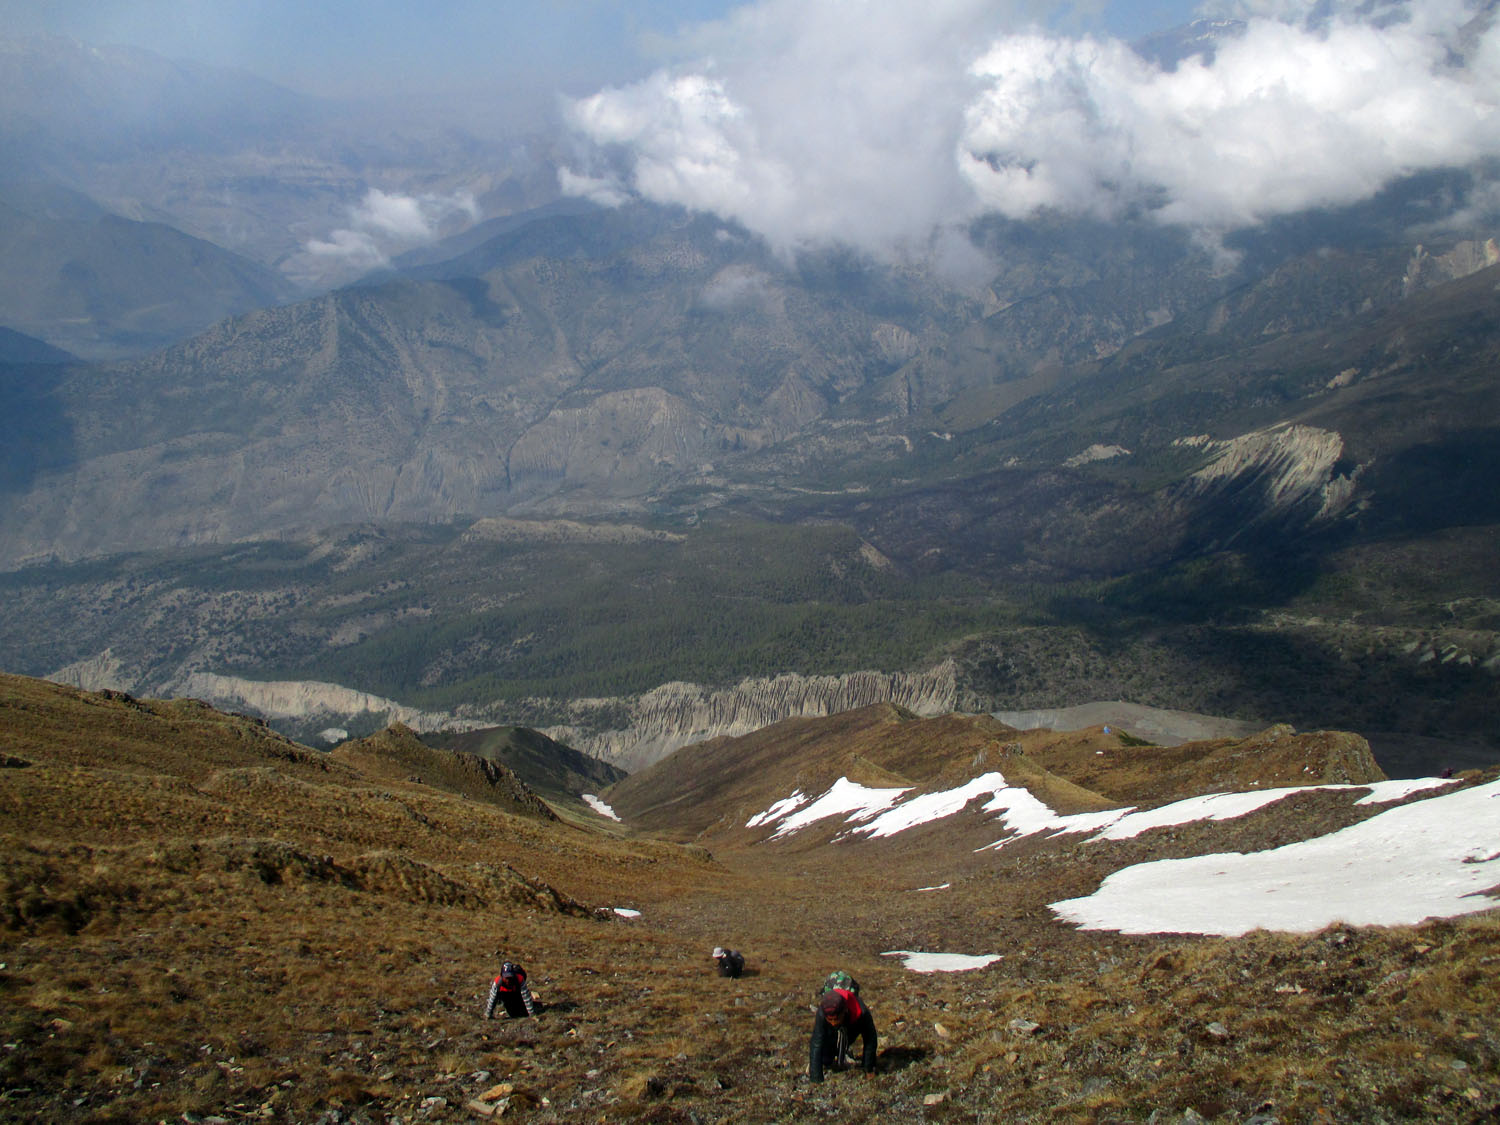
[0,0,1204,97]
[7,0,1496,278]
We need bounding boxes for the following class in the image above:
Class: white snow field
[1051,778,1500,936]
[744,769,1492,935]
[882,951,1004,972]
[1088,777,1459,842]
[745,790,809,828]
[582,794,622,821]
[746,771,1456,848]
[760,777,911,839]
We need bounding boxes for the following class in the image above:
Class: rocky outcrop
[59,662,959,776]
[162,672,484,735]
[541,662,960,772]
[1180,424,1360,522]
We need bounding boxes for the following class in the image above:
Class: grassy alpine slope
[2,673,1497,1123]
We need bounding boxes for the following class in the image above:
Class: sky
[6,0,1498,273]
[0,0,1202,96]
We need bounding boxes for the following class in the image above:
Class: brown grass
[0,674,1496,1123]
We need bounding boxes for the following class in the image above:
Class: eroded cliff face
[1179,424,1360,521]
[161,672,485,737]
[49,655,960,773]
[539,662,960,772]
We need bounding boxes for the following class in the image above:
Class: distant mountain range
[0,28,1495,772]
[3,198,1495,565]
[0,32,564,313]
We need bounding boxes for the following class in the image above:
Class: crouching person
[809,987,876,1081]
[713,946,745,978]
[484,960,537,1019]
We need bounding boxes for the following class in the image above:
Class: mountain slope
[2,672,1495,1122]
[421,724,627,817]
[0,203,1496,775]
[0,187,300,359]
[603,703,1388,843]
[0,206,971,564]
[330,723,559,821]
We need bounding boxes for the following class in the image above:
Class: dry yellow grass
[0,674,1496,1123]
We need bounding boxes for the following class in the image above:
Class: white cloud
[564,0,1007,259]
[696,265,776,311]
[300,227,388,272]
[556,167,631,208]
[287,187,481,287]
[562,0,1500,259]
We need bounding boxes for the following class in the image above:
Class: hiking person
[483,960,537,1019]
[809,978,876,1081]
[712,946,745,978]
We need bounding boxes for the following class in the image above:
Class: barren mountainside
[2,673,1495,1122]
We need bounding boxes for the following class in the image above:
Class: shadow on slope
[422,724,626,817]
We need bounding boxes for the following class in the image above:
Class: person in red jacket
[483,961,536,1019]
[808,987,877,1081]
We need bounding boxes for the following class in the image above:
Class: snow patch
[582,794,622,821]
[1050,779,1500,936]
[883,951,1004,973]
[979,788,1128,845]
[856,772,1012,838]
[613,907,642,918]
[1089,787,1316,841]
[1352,778,1459,805]
[748,771,1461,856]
[759,778,911,839]
[746,790,809,828]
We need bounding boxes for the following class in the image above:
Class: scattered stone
[1206,1021,1230,1040]
[480,1083,514,1101]
[923,1092,947,1106]
[933,1022,951,1038]
[466,1099,498,1117]
[1007,1018,1040,1035]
